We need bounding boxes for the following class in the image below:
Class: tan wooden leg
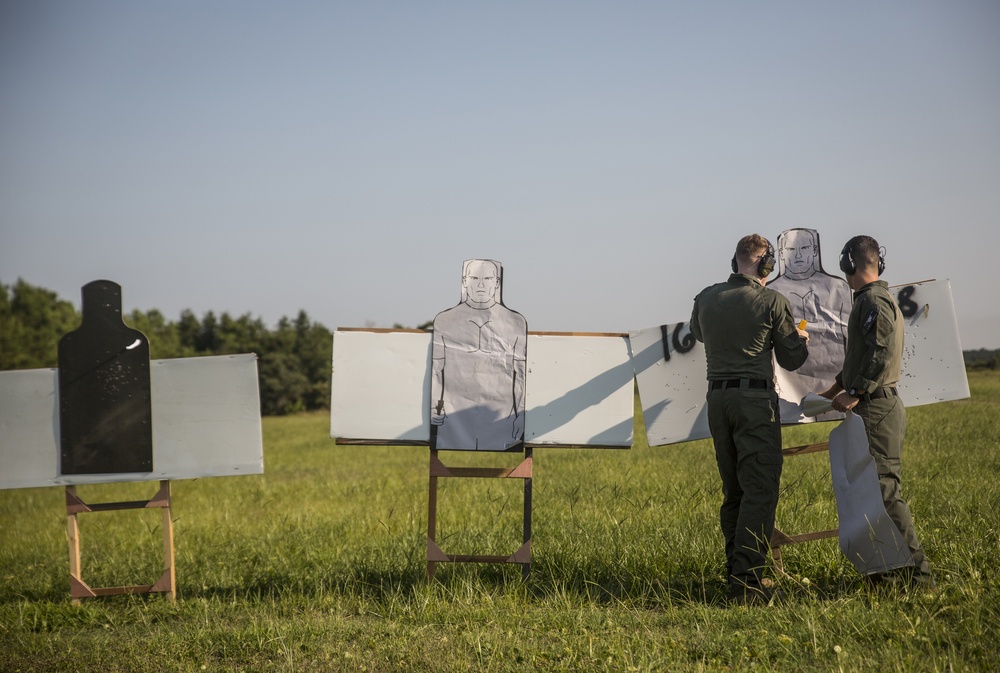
[66,486,82,605]
[427,451,438,582]
[161,481,176,601]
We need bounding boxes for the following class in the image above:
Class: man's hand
[831,391,859,413]
[796,327,810,343]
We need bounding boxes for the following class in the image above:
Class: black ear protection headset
[839,239,886,276]
[732,240,776,278]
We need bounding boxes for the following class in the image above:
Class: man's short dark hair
[844,235,881,273]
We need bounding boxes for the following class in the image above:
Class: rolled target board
[58,280,153,474]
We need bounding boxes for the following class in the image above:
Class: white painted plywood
[330,331,634,448]
[0,354,263,489]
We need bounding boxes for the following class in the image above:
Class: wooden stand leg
[522,447,532,582]
[66,486,82,606]
[771,535,784,575]
[160,481,176,601]
[428,451,439,582]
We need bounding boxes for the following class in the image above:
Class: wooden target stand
[427,447,533,581]
[770,438,838,573]
[65,480,176,603]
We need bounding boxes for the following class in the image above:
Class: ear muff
[839,242,856,276]
[757,241,776,278]
[840,241,886,276]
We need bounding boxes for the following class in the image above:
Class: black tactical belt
[710,378,769,391]
[861,386,898,400]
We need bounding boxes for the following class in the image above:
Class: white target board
[629,322,710,446]
[893,279,970,405]
[632,279,969,446]
[330,330,634,448]
[330,330,430,443]
[0,354,263,490]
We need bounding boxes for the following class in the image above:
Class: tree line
[964,348,1000,370]
[0,279,334,416]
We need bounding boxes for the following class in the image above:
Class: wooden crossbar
[429,454,533,479]
[781,441,830,457]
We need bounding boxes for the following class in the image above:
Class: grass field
[1,371,998,672]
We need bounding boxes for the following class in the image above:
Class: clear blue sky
[2,1,998,348]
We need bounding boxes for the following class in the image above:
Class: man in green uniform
[691,234,810,605]
[820,235,935,589]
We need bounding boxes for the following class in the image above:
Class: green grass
[1,371,998,671]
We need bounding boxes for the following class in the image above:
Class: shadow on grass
[0,543,860,609]
[176,551,745,609]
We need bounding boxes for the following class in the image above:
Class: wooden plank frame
[427,448,533,582]
[769,440,838,573]
[65,480,176,603]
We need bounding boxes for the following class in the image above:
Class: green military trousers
[706,387,783,593]
[856,395,932,578]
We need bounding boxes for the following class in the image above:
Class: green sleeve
[690,296,703,343]
[847,294,895,394]
[772,296,808,372]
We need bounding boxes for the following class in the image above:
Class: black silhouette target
[58,280,153,474]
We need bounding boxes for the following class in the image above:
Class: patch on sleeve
[863,306,879,333]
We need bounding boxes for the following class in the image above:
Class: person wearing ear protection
[690,234,810,605]
[821,235,935,590]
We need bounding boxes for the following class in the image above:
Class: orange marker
[798,320,807,331]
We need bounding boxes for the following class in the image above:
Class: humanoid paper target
[430,259,527,451]
[58,280,153,474]
[768,228,852,423]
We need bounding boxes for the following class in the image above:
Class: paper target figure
[58,280,154,474]
[430,259,527,451]
[768,228,853,422]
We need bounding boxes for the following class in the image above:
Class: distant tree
[392,319,434,330]
[195,311,220,352]
[177,309,201,352]
[964,348,1000,370]
[216,312,268,355]
[0,279,80,369]
[290,310,333,409]
[258,351,310,415]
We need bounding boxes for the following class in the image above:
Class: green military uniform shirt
[690,274,808,380]
[836,280,903,395]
